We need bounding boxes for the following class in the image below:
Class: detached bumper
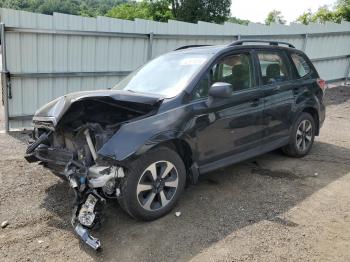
[25,146,74,178]
[25,146,73,165]
[25,130,124,251]
[74,224,101,250]
[71,190,105,251]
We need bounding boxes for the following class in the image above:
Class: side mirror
[208,82,233,98]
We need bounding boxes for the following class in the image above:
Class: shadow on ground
[38,140,350,261]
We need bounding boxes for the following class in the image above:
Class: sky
[231,0,337,23]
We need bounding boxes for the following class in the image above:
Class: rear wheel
[117,146,186,221]
[282,112,315,157]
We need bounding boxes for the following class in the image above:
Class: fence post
[147,32,154,61]
[0,23,9,133]
[302,33,308,52]
[345,57,350,86]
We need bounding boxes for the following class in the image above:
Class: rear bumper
[318,102,326,131]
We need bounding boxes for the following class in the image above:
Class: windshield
[112,52,212,98]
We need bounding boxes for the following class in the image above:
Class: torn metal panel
[33,89,163,127]
[24,89,162,250]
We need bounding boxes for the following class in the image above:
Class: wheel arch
[157,138,194,172]
[128,136,196,183]
[301,107,320,135]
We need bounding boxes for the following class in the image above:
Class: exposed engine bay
[25,93,161,250]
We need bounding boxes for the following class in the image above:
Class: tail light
[317,78,327,92]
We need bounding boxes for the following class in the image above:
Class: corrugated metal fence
[1,8,350,131]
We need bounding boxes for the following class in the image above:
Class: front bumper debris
[71,192,105,251]
[67,164,124,250]
[69,174,106,250]
[74,222,101,250]
[25,127,125,251]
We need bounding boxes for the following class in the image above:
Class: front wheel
[282,112,316,157]
[117,146,186,221]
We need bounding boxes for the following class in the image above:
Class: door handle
[273,85,281,91]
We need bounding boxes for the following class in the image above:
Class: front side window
[112,52,213,98]
[257,52,290,85]
[193,53,254,99]
[291,53,311,78]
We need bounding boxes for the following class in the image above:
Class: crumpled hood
[33,89,163,126]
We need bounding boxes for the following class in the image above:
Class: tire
[117,146,186,221]
[282,112,316,158]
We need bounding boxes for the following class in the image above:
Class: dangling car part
[25,42,325,250]
[25,90,164,249]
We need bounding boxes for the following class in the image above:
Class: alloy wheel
[136,161,179,211]
[296,119,313,152]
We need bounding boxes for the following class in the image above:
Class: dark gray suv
[26,40,326,250]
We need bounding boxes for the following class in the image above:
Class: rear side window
[291,53,311,78]
[257,52,290,85]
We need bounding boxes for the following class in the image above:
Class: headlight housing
[78,194,98,227]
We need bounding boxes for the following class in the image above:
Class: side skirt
[198,137,289,175]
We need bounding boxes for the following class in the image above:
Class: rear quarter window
[291,53,311,78]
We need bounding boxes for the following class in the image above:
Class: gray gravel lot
[0,85,350,262]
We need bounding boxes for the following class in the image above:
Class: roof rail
[175,45,211,51]
[229,40,295,48]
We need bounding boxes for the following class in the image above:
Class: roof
[172,45,227,55]
[172,40,298,55]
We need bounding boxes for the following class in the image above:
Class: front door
[189,51,265,167]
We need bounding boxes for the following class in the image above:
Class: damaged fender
[98,105,195,161]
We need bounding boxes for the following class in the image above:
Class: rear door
[254,50,295,145]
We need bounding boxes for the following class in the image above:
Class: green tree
[296,9,313,25]
[297,6,339,24]
[0,0,126,16]
[107,1,173,22]
[83,0,127,16]
[227,16,250,25]
[0,0,42,11]
[107,2,152,20]
[337,0,350,21]
[311,6,341,23]
[265,9,286,25]
[146,0,173,22]
[170,0,231,24]
[37,0,80,15]
[0,0,233,23]
[296,1,350,24]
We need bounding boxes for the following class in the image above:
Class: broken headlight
[78,194,98,227]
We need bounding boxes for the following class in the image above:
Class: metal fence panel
[1,8,350,130]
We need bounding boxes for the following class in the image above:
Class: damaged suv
[25,40,326,250]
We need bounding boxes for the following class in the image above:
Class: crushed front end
[26,120,126,250]
[25,92,161,250]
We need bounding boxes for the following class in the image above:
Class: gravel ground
[0,85,350,262]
